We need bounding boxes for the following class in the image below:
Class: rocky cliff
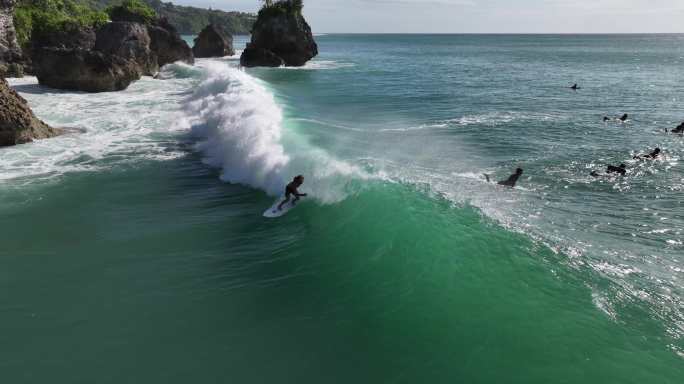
[0,0,22,76]
[240,1,317,68]
[0,77,61,146]
[31,17,192,92]
[192,24,234,58]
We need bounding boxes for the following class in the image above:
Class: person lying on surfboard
[484,168,524,188]
[277,175,307,211]
[633,147,661,160]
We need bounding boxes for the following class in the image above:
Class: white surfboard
[263,198,297,218]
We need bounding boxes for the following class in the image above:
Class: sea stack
[0,77,61,146]
[146,17,194,67]
[193,24,235,58]
[240,0,317,67]
[31,3,193,92]
[0,0,23,77]
[31,23,143,93]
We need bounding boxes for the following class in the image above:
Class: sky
[177,0,684,33]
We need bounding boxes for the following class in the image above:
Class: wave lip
[180,62,373,203]
[180,62,289,195]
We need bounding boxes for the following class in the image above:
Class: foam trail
[179,62,367,202]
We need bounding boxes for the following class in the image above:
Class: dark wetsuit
[498,173,522,188]
[606,165,626,175]
[285,184,298,198]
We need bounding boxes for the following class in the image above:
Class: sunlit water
[1,35,683,382]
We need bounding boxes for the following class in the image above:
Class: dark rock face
[30,16,193,92]
[148,18,194,67]
[95,22,158,76]
[240,44,284,67]
[33,47,140,92]
[192,24,234,58]
[0,77,61,147]
[32,25,96,51]
[0,0,24,77]
[240,8,317,67]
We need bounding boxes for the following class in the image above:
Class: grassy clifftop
[94,0,255,35]
[14,0,255,45]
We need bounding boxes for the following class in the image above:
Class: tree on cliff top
[261,0,302,11]
[14,0,108,48]
[106,0,157,24]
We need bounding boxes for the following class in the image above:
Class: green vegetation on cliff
[259,0,302,17]
[14,1,108,48]
[14,0,255,48]
[141,0,255,35]
[105,0,156,24]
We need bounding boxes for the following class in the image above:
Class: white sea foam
[0,75,189,183]
[279,60,355,70]
[178,62,368,203]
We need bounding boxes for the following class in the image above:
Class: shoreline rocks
[95,22,158,76]
[0,0,23,77]
[240,2,317,67]
[33,47,141,93]
[193,24,234,58]
[0,77,62,147]
[31,17,193,93]
[148,18,194,67]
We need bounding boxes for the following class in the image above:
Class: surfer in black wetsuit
[633,147,661,160]
[277,175,307,211]
[571,83,580,90]
[668,122,684,134]
[603,116,611,122]
[619,113,629,122]
[484,168,524,188]
[590,164,626,177]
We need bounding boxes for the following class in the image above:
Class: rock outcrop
[32,47,141,93]
[192,24,234,58]
[148,18,194,67]
[240,2,317,67]
[0,77,61,147]
[95,22,158,76]
[31,23,141,92]
[0,0,23,77]
[240,46,283,67]
[31,16,193,92]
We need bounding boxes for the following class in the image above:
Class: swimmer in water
[484,168,524,188]
[590,164,626,177]
[633,147,661,160]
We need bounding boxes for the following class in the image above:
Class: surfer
[571,83,580,90]
[484,168,524,188]
[603,116,611,122]
[277,175,307,211]
[633,147,661,160]
[590,164,626,177]
[668,122,684,134]
[619,113,629,122]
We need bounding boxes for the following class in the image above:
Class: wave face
[1,34,684,383]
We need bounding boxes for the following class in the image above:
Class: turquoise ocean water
[1,34,683,382]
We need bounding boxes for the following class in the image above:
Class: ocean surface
[1,34,683,382]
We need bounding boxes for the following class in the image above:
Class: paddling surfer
[277,175,307,211]
[633,147,661,160]
[590,164,626,177]
[484,168,524,188]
